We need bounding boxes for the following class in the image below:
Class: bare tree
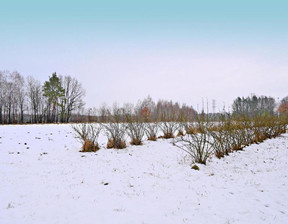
[5,72,16,123]
[0,71,5,124]
[136,95,156,121]
[59,75,85,123]
[0,71,26,124]
[12,72,26,123]
[27,76,43,123]
[4,74,13,123]
[98,103,110,123]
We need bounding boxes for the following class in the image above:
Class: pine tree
[43,73,65,122]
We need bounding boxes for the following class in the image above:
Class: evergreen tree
[43,73,64,122]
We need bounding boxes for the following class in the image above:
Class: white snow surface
[0,124,287,224]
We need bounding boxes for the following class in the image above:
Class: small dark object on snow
[191,164,200,171]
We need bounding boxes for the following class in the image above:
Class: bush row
[72,114,288,166]
[175,114,288,165]
[72,121,178,152]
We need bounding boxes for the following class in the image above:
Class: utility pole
[212,99,216,114]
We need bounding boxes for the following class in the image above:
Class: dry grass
[147,135,157,141]
[81,139,99,152]
[107,139,126,149]
[130,138,143,145]
[158,133,174,139]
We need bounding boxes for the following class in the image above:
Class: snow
[0,124,287,224]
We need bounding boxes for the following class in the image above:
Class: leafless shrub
[122,104,146,145]
[102,104,127,149]
[210,130,231,158]
[174,116,213,165]
[210,119,233,158]
[102,122,127,149]
[211,114,287,158]
[106,138,126,149]
[159,122,178,139]
[277,118,288,134]
[230,128,248,151]
[126,118,146,145]
[249,115,282,143]
[176,122,186,136]
[264,117,287,138]
[251,123,266,143]
[174,131,213,165]
[185,122,206,134]
[145,122,159,141]
[72,123,101,152]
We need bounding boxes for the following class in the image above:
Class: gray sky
[1,0,287,111]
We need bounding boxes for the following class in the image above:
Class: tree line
[231,94,288,117]
[88,95,197,123]
[232,95,276,116]
[87,94,287,123]
[0,69,287,125]
[0,71,85,124]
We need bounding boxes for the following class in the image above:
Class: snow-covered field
[0,124,287,224]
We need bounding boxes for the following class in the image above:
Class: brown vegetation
[107,139,127,149]
[81,139,99,152]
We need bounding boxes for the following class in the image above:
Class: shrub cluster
[159,122,178,139]
[101,106,127,149]
[174,114,288,165]
[145,122,159,141]
[174,114,214,165]
[72,123,101,152]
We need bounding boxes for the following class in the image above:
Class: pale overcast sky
[1,0,287,111]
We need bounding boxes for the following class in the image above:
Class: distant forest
[0,70,287,124]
